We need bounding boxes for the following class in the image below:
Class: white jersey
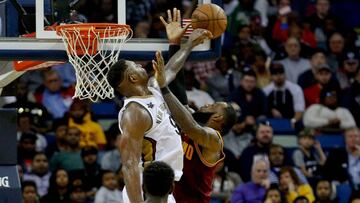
[118,87,183,180]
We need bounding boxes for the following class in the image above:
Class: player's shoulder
[122,101,152,119]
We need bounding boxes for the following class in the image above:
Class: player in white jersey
[106,9,212,203]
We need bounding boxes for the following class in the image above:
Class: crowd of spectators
[4,0,360,202]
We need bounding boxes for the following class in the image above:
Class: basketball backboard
[0,0,222,61]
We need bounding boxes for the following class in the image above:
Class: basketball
[191,4,227,39]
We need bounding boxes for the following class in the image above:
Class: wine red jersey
[173,132,225,203]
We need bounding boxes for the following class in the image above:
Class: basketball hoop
[56,23,133,102]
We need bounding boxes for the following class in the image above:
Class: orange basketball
[191,3,227,39]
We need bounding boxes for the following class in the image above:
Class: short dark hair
[143,161,174,197]
[221,103,237,134]
[294,196,310,203]
[242,68,257,79]
[22,180,37,192]
[107,59,128,90]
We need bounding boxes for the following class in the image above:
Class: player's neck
[127,85,152,97]
[144,195,168,203]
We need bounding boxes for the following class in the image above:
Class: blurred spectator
[303,64,340,107]
[71,146,102,201]
[269,144,307,185]
[17,113,47,152]
[184,61,217,88]
[52,63,76,88]
[126,0,152,29]
[324,127,360,191]
[278,37,311,84]
[306,0,341,49]
[263,63,305,123]
[227,0,260,37]
[292,129,326,185]
[264,186,283,203]
[342,67,360,126]
[45,119,68,158]
[223,129,253,159]
[69,182,87,203]
[89,0,117,23]
[3,80,52,133]
[250,51,271,88]
[34,69,74,119]
[207,54,242,102]
[41,169,70,203]
[228,69,267,135]
[249,15,273,56]
[279,167,315,203]
[336,51,359,89]
[68,99,107,149]
[314,179,337,203]
[298,49,336,89]
[50,127,84,172]
[327,32,345,72]
[18,132,38,173]
[211,162,241,203]
[23,153,51,197]
[184,70,214,110]
[101,148,121,172]
[95,171,123,203]
[293,196,311,203]
[303,87,356,132]
[22,181,40,203]
[238,122,273,182]
[349,193,360,203]
[270,0,296,44]
[133,20,151,38]
[231,157,270,203]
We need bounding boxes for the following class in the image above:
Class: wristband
[160,86,171,95]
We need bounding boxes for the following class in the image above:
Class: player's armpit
[118,102,152,203]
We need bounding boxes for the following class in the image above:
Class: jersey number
[169,116,181,135]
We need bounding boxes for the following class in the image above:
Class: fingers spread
[167,10,172,23]
[159,16,167,26]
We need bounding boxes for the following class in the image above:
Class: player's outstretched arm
[152,54,221,151]
[161,28,212,87]
[119,102,152,203]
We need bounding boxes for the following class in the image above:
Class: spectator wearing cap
[207,54,242,102]
[303,87,356,133]
[324,127,360,191]
[263,63,305,125]
[326,32,346,72]
[292,129,326,187]
[278,37,311,84]
[238,122,273,182]
[50,126,84,172]
[70,146,102,202]
[228,69,267,135]
[268,144,308,185]
[17,113,47,152]
[18,132,38,173]
[303,63,340,107]
[337,51,360,89]
[67,99,107,149]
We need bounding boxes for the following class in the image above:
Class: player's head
[194,102,237,134]
[107,59,149,97]
[142,161,174,198]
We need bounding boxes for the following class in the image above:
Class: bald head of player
[107,59,150,97]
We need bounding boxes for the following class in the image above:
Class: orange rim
[56,23,131,39]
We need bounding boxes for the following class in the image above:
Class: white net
[57,24,133,102]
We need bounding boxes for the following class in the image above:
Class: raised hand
[160,8,191,45]
[152,51,166,88]
[187,28,213,48]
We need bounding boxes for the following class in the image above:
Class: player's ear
[211,114,223,123]
[129,74,138,83]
